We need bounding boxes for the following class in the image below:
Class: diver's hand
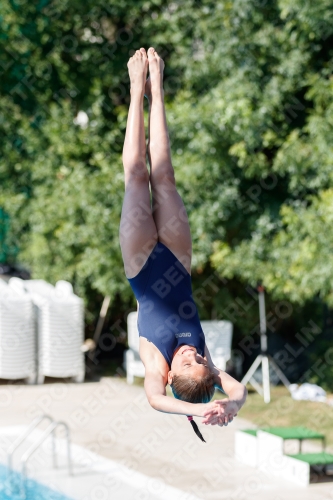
[201,399,239,426]
[196,401,220,419]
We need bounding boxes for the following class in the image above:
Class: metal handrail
[7,414,55,476]
[21,421,72,482]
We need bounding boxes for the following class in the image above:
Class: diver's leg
[146,47,192,274]
[120,48,157,278]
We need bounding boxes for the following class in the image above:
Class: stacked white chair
[9,278,85,384]
[0,279,36,383]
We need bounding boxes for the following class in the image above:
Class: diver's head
[168,346,215,403]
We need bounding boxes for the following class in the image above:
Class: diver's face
[168,345,210,382]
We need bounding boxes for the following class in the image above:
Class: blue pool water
[0,464,73,500]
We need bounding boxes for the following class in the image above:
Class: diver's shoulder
[139,336,169,375]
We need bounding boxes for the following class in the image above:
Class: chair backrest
[8,277,25,294]
[5,278,29,298]
[55,280,74,297]
[127,311,140,353]
[201,320,233,366]
[0,279,8,292]
[21,279,54,297]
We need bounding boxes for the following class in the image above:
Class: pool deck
[0,377,333,500]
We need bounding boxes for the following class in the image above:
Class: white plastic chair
[9,278,85,384]
[200,320,233,371]
[124,311,145,384]
[36,292,85,384]
[1,279,36,383]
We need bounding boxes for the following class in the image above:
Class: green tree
[1,0,333,359]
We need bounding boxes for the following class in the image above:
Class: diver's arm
[144,369,208,417]
[215,370,247,411]
[204,345,247,411]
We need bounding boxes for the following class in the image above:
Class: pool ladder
[7,414,72,497]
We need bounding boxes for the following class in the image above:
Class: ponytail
[187,416,205,442]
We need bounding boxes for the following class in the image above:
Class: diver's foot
[147,47,165,96]
[127,48,148,97]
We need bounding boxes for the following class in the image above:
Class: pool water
[0,464,73,500]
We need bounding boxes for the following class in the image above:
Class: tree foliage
[1,0,333,325]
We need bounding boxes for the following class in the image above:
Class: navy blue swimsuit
[128,242,205,367]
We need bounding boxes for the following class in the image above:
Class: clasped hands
[201,398,239,427]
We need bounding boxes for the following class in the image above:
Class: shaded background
[1,0,333,388]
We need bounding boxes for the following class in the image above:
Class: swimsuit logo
[175,332,191,338]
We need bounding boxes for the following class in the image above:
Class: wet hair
[170,371,215,442]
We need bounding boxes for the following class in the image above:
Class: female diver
[120,47,247,441]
